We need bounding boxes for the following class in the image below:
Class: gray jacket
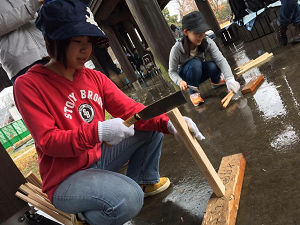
[168,37,234,85]
[0,0,47,79]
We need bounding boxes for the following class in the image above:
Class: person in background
[168,11,240,106]
[170,24,183,40]
[13,1,205,224]
[276,0,300,45]
[0,0,48,84]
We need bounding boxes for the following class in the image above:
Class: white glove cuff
[167,120,176,135]
[225,76,235,82]
[98,121,111,142]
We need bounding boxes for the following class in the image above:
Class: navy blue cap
[36,0,107,41]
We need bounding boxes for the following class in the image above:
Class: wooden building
[88,0,219,83]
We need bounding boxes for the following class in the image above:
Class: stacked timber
[16,172,72,225]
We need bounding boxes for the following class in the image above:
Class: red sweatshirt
[13,64,170,202]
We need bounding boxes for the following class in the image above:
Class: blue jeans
[52,131,164,225]
[179,59,221,94]
[279,0,300,26]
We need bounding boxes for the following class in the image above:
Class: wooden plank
[236,53,273,76]
[234,59,254,71]
[19,184,71,220]
[167,108,225,197]
[222,93,234,109]
[15,192,72,225]
[26,172,42,189]
[221,91,234,105]
[242,75,264,94]
[25,171,42,189]
[28,194,71,220]
[202,153,246,225]
[25,183,50,202]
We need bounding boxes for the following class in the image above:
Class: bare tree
[172,0,198,20]
[208,0,222,15]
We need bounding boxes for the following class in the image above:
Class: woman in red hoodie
[13,0,205,224]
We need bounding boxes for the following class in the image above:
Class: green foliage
[162,8,180,27]
[215,3,232,23]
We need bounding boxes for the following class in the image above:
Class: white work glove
[98,118,135,145]
[226,77,240,93]
[167,116,205,141]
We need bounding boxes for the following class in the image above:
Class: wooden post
[0,143,27,222]
[194,0,221,35]
[167,108,225,197]
[125,0,175,71]
[117,27,135,54]
[101,24,137,83]
[123,21,145,57]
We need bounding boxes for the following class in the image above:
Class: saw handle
[123,114,141,127]
[105,114,141,147]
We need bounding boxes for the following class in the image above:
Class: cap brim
[48,21,107,40]
[192,24,210,34]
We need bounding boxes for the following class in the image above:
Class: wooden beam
[125,0,175,71]
[108,10,131,25]
[242,75,264,94]
[90,0,103,14]
[194,0,221,34]
[101,24,137,83]
[96,0,121,21]
[159,0,170,9]
[167,108,225,197]
[123,21,145,57]
[202,154,246,225]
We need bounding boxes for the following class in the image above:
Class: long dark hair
[182,35,208,57]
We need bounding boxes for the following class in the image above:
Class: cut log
[202,153,246,225]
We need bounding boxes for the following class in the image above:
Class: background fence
[0,119,30,149]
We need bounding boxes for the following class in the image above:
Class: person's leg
[97,130,170,198]
[277,0,299,45]
[179,59,206,106]
[291,1,300,44]
[53,131,165,225]
[278,0,299,26]
[52,169,144,225]
[180,59,210,94]
[97,130,164,185]
[202,61,222,84]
